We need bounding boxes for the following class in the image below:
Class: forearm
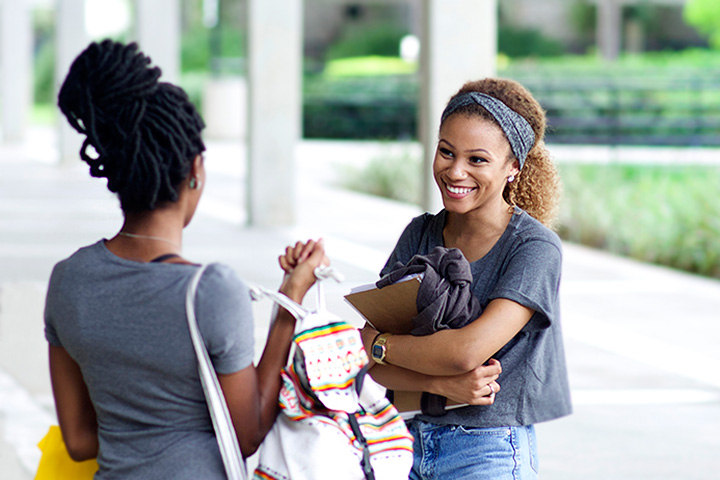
[369,359,502,406]
[255,307,296,426]
[368,363,442,394]
[380,299,533,375]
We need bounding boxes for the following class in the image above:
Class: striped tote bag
[250,280,413,480]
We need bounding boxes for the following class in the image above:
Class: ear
[509,158,521,177]
[190,154,203,178]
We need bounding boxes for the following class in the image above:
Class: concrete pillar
[135,0,180,84]
[0,0,32,143]
[246,0,302,226]
[419,0,497,213]
[56,0,89,164]
[597,0,622,61]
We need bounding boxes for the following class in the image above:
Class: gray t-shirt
[382,208,572,427]
[44,240,254,479]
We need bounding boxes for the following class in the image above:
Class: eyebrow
[439,138,492,156]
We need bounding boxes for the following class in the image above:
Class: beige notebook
[343,276,420,334]
[345,276,466,414]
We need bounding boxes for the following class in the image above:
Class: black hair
[58,39,205,212]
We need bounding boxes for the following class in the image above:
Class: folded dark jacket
[377,246,482,336]
[378,247,483,417]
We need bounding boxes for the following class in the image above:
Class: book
[343,274,421,334]
[344,275,467,414]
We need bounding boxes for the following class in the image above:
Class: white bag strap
[247,266,345,336]
[247,285,311,325]
[186,265,247,480]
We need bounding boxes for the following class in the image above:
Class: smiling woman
[361,78,570,480]
[433,115,513,219]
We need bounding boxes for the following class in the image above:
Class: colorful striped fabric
[254,315,413,479]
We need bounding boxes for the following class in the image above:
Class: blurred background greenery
[28,0,720,280]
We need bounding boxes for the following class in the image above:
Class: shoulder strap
[186,265,247,480]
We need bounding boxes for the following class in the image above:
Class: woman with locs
[362,78,572,479]
[45,39,328,478]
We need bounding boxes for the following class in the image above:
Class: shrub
[303,72,417,140]
[558,164,720,278]
[337,145,421,204]
[498,26,565,58]
[684,0,720,49]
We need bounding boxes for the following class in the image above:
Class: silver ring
[488,383,495,394]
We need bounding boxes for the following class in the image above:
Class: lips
[443,182,476,199]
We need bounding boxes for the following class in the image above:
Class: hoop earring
[507,175,515,183]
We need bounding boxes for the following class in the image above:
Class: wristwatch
[371,333,392,365]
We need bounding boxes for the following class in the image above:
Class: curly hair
[443,78,561,228]
[58,39,205,212]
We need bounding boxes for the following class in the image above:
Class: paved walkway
[1,129,720,479]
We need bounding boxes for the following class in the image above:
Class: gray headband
[440,92,535,169]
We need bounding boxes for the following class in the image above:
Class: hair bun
[58,39,205,212]
[60,40,161,126]
[58,40,162,181]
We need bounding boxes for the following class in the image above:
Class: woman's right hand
[432,358,502,406]
[278,239,329,302]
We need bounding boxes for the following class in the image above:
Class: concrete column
[56,0,88,164]
[246,0,302,226]
[0,0,32,143]
[597,0,622,61]
[135,0,180,83]
[419,0,497,213]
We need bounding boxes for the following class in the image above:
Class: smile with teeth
[446,184,475,195]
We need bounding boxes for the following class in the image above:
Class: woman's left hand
[360,324,380,363]
[431,358,502,406]
[278,239,329,302]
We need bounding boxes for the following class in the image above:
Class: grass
[557,163,720,278]
[324,56,418,78]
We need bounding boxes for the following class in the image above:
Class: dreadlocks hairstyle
[58,39,205,212]
[442,78,561,228]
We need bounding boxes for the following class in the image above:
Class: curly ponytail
[58,39,205,212]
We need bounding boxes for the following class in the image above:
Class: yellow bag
[35,425,99,480]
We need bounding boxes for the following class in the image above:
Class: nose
[447,159,467,180]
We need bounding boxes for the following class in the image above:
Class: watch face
[372,344,384,360]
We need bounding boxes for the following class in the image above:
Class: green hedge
[302,51,720,142]
[303,71,417,140]
[558,163,720,278]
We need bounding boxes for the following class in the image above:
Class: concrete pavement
[1,129,720,479]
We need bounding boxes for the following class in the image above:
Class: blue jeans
[406,419,538,480]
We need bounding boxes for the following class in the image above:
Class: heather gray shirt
[382,207,572,427]
[45,241,254,479]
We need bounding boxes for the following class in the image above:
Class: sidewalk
[1,131,720,479]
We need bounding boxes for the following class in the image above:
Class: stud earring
[507,175,515,183]
[189,177,202,189]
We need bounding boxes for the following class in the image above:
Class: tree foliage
[684,0,720,48]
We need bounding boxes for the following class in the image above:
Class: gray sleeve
[489,238,562,332]
[44,263,64,347]
[195,264,255,374]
